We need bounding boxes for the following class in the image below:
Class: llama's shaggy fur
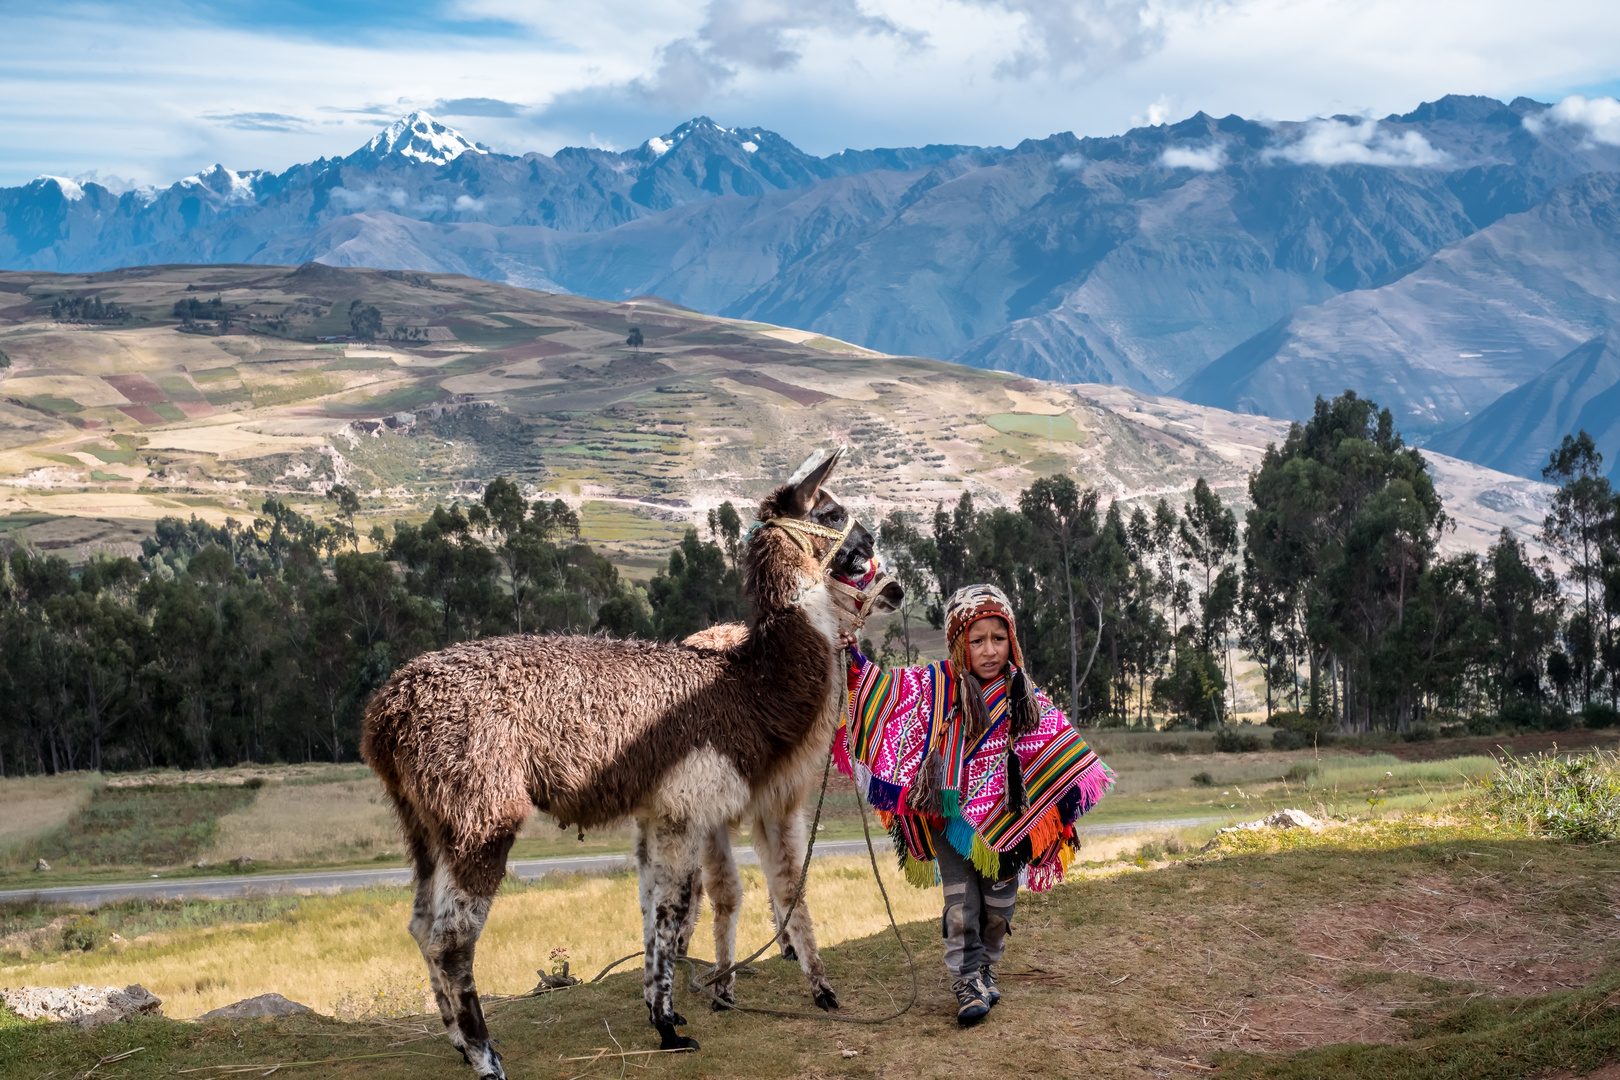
[362,449,874,1077]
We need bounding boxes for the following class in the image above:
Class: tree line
[875,392,1602,740]
[0,390,1611,776]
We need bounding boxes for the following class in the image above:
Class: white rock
[1,984,162,1027]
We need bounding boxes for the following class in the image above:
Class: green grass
[447,324,541,348]
[81,444,135,464]
[11,784,260,870]
[0,894,306,962]
[1466,749,1620,842]
[3,826,1617,1079]
[322,355,398,371]
[153,376,205,403]
[0,513,59,533]
[149,401,186,422]
[985,412,1085,442]
[189,366,238,382]
[1217,972,1620,1080]
[437,353,504,375]
[27,394,82,413]
[90,470,130,482]
[202,384,252,406]
[325,383,446,415]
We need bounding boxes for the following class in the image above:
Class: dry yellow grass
[0,774,99,853]
[201,780,404,864]
[0,856,941,1018]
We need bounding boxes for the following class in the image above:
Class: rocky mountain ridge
[8,96,1620,478]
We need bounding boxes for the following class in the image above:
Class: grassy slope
[3,821,1617,1079]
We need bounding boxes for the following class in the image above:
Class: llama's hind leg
[635,818,701,1051]
[754,808,837,1010]
[675,868,703,958]
[699,822,742,1009]
[418,834,515,1079]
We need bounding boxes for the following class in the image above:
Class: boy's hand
[836,630,859,650]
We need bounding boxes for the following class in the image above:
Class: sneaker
[952,976,990,1026]
[979,965,1001,1007]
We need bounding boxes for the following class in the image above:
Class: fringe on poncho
[834,653,1113,891]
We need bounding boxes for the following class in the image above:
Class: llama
[361,448,887,1078]
[676,556,902,1010]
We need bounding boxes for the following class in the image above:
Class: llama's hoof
[780,943,799,961]
[670,1010,688,1026]
[813,985,840,1011]
[657,1023,700,1052]
[710,991,735,1012]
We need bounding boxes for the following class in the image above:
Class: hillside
[1428,329,1620,479]
[1178,171,1620,443]
[7,95,1620,437]
[0,266,1550,570]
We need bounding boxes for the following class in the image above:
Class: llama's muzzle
[829,557,902,630]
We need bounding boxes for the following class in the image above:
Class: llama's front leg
[636,818,701,1051]
[417,838,512,1079]
[700,823,742,1009]
[754,808,838,1010]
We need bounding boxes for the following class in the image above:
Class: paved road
[0,817,1223,908]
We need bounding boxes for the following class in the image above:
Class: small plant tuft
[1467,749,1620,843]
[1191,771,1215,787]
[61,914,101,952]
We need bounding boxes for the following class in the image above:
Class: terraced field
[0,264,1553,573]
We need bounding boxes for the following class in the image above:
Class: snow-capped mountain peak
[177,165,264,204]
[355,112,487,166]
[31,176,85,201]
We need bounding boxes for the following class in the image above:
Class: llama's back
[362,633,734,851]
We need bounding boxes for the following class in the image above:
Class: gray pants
[930,825,1017,979]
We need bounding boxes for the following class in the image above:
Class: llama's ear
[786,447,845,516]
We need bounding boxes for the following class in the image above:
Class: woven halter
[762,516,856,571]
[826,565,899,632]
[761,516,896,631]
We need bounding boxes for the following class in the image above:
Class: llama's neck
[729,571,841,765]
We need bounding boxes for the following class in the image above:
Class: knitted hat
[944,584,1026,674]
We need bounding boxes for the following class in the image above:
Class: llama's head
[749,448,905,628]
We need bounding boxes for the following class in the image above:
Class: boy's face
[966,617,1010,681]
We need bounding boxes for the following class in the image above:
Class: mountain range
[7,99,1620,478]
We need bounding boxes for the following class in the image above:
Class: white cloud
[1160,142,1225,169]
[631,0,924,104]
[959,0,1200,80]
[5,0,1620,187]
[1056,152,1086,169]
[454,194,486,211]
[1524,94,1620,145]
[1266,117,1448,167]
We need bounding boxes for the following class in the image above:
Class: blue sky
[5,0,1620,188]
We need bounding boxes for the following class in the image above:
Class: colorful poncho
[834,654,1113,892]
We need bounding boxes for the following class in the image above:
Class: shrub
[1269,709,1332,736]
[62,914,101,952]
[1584,702,1620,729]
[1191,771,1215,787]
[1212,728,1263,753]
[1284,762,1318,783]
[1467,750,1620,843]
[1498,698,1572,732]
[1401,725,1437,743]
[1272,729,1308,751]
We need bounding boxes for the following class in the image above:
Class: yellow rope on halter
[763,516,855,570]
